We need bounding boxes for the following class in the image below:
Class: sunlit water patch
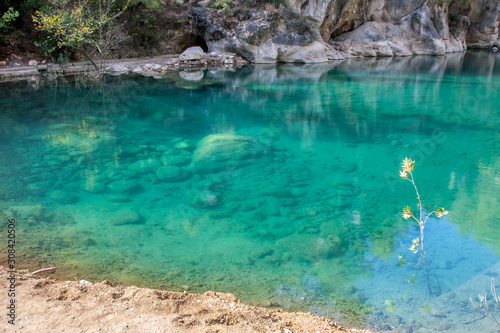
[0,51,499,331]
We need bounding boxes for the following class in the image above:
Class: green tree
[32,0,129,75]
[0,7,19,41]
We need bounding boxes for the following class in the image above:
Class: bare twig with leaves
[470,278,500,327]
[398,157,448,294]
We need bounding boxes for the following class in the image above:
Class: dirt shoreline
[0,266,372,332]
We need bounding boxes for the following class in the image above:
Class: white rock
[108,64,129,75]
[79,280,92,285]
[152,64,163,71]
[29,60,38,66]
[144,63,153,69]
[132,66,143,73]
[179,46,205,61]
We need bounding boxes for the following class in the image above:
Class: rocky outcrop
[285,0,469,56]
[458,0,500,48]
[184,0,498,63]
[190,7,330,63]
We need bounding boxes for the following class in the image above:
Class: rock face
[459,0,500,48]
[190,7,330,63]
[182,0,499,62]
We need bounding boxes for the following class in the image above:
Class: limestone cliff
[157,0,499,63]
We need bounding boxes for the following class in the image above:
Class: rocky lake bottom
[0,51,500,331]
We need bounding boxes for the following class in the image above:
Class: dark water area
[0,50,499,331]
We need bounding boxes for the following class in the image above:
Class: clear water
[1,51,499,331]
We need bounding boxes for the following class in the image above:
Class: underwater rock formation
[189,134,266,173]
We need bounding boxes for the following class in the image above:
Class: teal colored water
[1,51,499,331]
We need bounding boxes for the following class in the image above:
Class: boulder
[132,66,143,74]
[179,46,205,61]
[161,150,191,166]
[152,64,163,71]
[107,180,139,193]
[128,159,161,175]
[189,134,265,173]
[156,166,190,182]
[108,64,129,75]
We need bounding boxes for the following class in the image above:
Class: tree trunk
[80,48,100,74]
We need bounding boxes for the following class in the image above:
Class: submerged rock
[161,150,191,166]
[27,181,52,195]
[128,159,161,175]
[107,180,139,193]
[185,189,221,209]
[174,141,193,150]
[189,134,266,173]
[49,190,79,204]
[156,166,190,182]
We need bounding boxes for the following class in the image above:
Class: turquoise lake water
[0,51,499,331]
